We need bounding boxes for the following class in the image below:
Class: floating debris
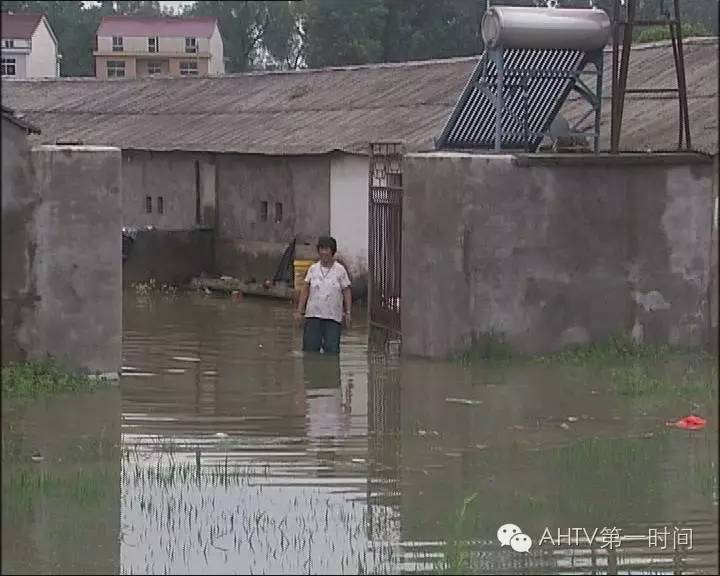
[166,368,186,374]
[31,453,44,463]
[203,370,218,376]
[560,422,570,430]
[172,356,201,363]
[121,371,155,377]
[567,416,579,422]
[445,397,483,406]
[667,415,707,430]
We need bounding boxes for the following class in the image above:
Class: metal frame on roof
[435,46,603,152]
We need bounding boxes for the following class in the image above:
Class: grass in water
[434,493,478,575]
[1,357,100,400]
[3,467,113,512]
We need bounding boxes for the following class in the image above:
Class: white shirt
[304,261,351,323]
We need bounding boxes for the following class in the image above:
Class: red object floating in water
[667,415,707,430]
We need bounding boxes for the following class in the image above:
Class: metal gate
[368,142,403,334]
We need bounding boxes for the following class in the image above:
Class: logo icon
[497,523,533,553]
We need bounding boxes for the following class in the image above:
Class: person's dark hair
[317,235,337,255]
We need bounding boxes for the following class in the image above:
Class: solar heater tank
[481,6,611,51]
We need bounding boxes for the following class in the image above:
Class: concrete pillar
[30,145,122,376]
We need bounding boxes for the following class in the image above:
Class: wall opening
[158,196,164,214]
[145,196,152,213]
[274,202,283,223]
[260,201,268,222]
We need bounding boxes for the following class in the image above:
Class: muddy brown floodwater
[2,292,718,575]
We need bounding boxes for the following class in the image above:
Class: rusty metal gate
[368,142,403,334]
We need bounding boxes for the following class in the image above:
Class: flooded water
[2,292,718,575]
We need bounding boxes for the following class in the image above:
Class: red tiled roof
[97,16,218,38]
[1,12,43,40]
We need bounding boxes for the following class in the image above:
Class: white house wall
[29,19,58,77]
[2,52,28,78]
[330,153,369,278]
[208,26,224,74]
[97,35,211,53]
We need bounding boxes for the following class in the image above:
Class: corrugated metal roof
[96,16,218,39]
[438,48,586,150]
[1,104,41,134]
[0,38,716,155]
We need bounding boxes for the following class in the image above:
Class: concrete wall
[122,150,215,230]
[31,145,123,374]
[1,118,38,361]
[402,152,715,358]
[712,155,719,349]
[29,18,58,78]
[215,154,331,280]
[122,229,215,287]
[1,134,122,375]
[330,153,369,278]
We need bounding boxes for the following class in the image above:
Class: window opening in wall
[1,58,16,76]
[148,36,158,53]
[195,160,201,225]
[4,40,14,48]
[107,60,125,78]
[158,196,164,214]
[147,62,161,75]
[180,61,198,76]
[274,202,283,223]
[145,196,152,213]
[185,37,197,53]
[260,201,268,222]
[112,36,123,51]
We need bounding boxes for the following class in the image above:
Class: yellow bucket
[293,259,314,289]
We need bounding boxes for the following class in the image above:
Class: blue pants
[303,317,342,354]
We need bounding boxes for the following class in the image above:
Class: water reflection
[2,292,717,575]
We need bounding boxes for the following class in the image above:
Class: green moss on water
[1,358,99,400]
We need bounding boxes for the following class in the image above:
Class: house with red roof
[1,12,59,78]
[94,15,224,79]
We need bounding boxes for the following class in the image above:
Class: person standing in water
[294,236,352,353]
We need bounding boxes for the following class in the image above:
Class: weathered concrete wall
[122,150,216,230]
[712,154,719,349]
[215,154,331,280]
[402,152,715,358]
[1,118,39,361]
[330,153,369,278]
[31,146,122,374]
[122,229,215,287]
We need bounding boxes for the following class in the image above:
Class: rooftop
[0,37,716,156]
[1,12,44,40]
[96,15,219,38]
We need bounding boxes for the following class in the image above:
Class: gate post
[368,142,404,336]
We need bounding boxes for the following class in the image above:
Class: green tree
[301,0,388,68]
[381,0,485,63]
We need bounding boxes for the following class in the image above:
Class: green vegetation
[131,278,177,295]
[635,22,713,44]
[1,358,100,400]
[3,467,112,512]
[434,493,478,575]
